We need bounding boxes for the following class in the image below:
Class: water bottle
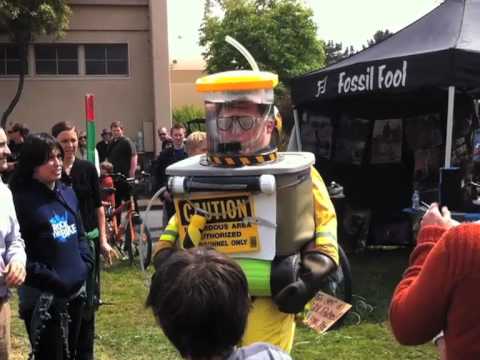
[411,190,420,209]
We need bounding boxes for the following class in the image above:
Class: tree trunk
[1,42,27,128]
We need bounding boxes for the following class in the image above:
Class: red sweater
[389,223,480,360]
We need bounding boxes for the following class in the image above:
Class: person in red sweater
[389,203,480,360]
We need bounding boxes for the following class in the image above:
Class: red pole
[85,94,96,164]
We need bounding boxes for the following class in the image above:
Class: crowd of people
[0,104,479,360]
[0,119,211,360]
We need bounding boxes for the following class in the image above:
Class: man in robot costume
[153,69,339,353]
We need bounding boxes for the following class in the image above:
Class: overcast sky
[167,0,443,62]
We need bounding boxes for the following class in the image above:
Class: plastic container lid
[196,70,278,92]
[166,152,315,177]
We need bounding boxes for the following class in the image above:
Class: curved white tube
[144,186,166,231]
[225,35,259,71]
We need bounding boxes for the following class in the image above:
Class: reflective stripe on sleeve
[159,215,179,243]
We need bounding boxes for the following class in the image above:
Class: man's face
[171,128,185,148]
[0,129,12,172]
[9,130,21,143]
[111,125,123,139]
[217,102,273,154]
[102,132,112,142]
[56,129,78,160]
[78,132,87,148]
[158,128,168,142]
[33,147,63,185]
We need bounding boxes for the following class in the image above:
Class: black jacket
[153,147,188,189]
[13,180,93,297]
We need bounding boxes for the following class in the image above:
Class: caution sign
[174,192,260,254]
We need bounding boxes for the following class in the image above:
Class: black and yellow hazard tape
[207,151,278,167]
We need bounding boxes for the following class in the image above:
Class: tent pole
[445,86,455,167]
[293,108,302,151]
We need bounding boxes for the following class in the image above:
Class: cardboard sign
[175,192,260,254]
[303,291,352,334]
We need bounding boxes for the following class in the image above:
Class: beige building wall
[171,68,205,109]
[149,0,171,153]
[0,0,171,153]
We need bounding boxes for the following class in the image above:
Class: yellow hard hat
[196,70,278,93]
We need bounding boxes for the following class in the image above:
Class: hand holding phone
[420,203,459,229]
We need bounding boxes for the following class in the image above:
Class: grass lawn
[10,249,437,359]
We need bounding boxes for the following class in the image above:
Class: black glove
[272,252,337,314]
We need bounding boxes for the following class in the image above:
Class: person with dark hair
[76,130,100,174]
[96,129,111,163]
[52,121,115,360]
[106,121,137,210]
[10,133,93,360]
[107,121,137,178]
[77,131,88,160]
[147,247,291,360]
[7,123,29,153]
[157,126,172,154]
[155,69,338,352]
[2,123,29,182]
[153,123,188,222]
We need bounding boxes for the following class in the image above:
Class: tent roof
[291,0,480,107]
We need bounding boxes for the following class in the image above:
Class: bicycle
[102,171,153,270]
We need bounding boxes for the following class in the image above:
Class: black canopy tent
[291,0,480,170]
[288,0,480,244]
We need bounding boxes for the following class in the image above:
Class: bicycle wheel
[125,217,152,269]
[104,217,124,261]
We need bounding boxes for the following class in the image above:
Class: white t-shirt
[226,343,292,360]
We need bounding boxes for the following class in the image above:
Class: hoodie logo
[49,212,77,242]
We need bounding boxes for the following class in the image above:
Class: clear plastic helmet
[196,70,279,166]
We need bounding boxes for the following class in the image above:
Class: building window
[35,44,79,75]
[85,44,128,75]
[0,45,27,76]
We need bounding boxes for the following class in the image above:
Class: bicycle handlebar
[470,180,480,188]
[111,171,150,184]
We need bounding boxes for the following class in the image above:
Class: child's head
[146,247,250,359]
[185,131,207,157]
[100,161,113,177]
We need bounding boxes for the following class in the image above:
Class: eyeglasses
[158,133,167,136]
[79,136,87,140]
[217,116,257,131]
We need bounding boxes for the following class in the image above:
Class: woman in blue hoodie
[10,133,93,360]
